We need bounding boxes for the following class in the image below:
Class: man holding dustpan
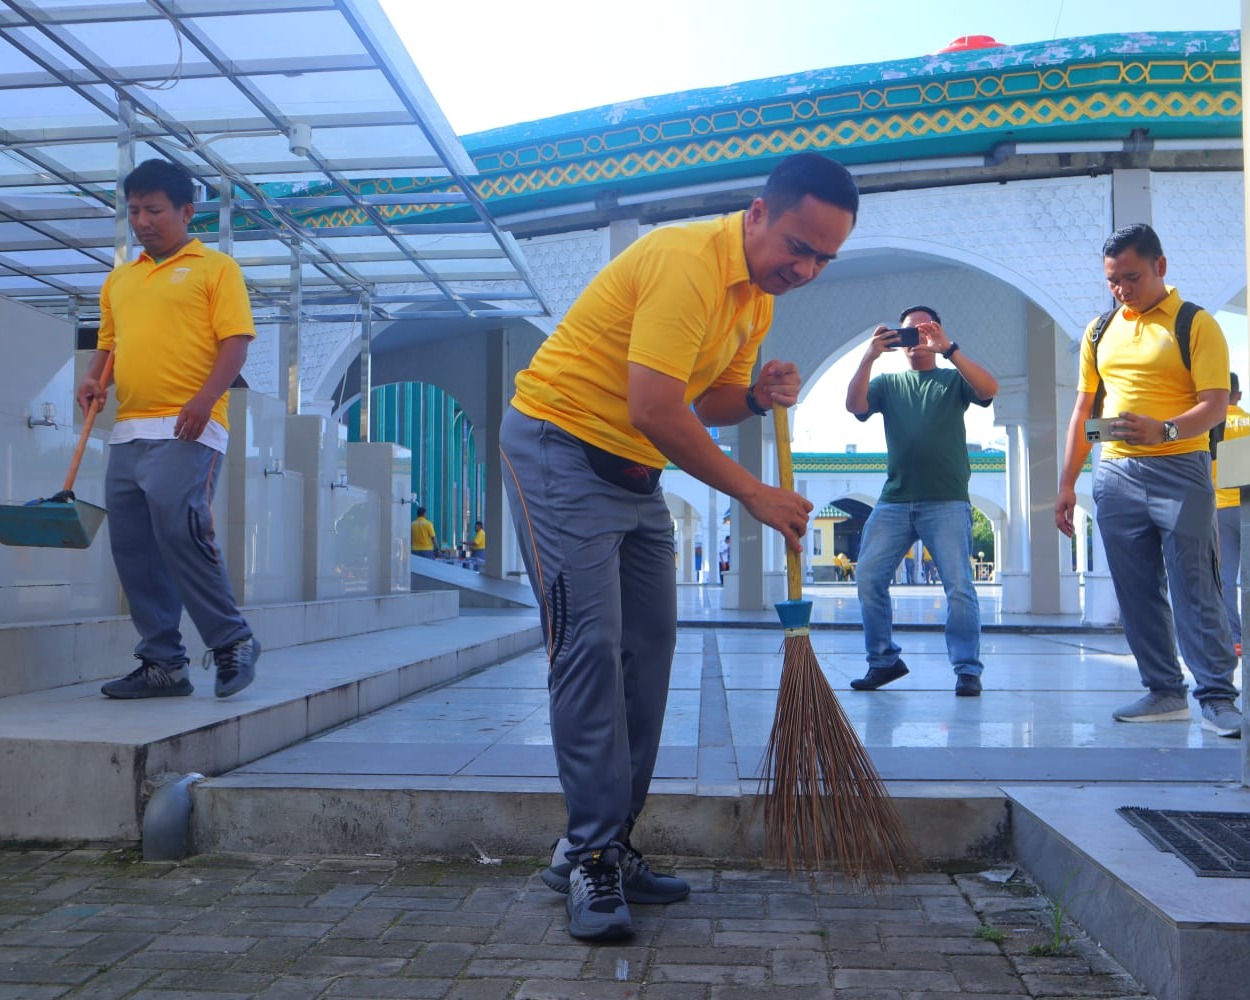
[76,159,260,701]
[500,153,858,941]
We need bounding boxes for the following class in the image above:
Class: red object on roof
[938,35,1005,53]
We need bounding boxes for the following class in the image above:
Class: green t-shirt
[860,368,992,503]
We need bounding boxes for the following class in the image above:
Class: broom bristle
[761,633,919,884]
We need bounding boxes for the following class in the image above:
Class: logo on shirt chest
[170,267,192,284]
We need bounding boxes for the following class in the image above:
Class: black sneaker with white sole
[101,658,193,699]
[566,847,633,941]
[206,636,260,698]
[544,837,689,904]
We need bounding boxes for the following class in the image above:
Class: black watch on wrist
[1162,420,1179,442]
[745,383,769,416]
[942,342,960,360]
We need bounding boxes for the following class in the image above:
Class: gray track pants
[500,409,677,861]
[1094,451,1238,704]
[105,439,251,667]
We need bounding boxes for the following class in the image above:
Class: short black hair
[123,159,196,207]
[1232,372,1240,393]
[899,304,941,325]
[416,506,427,518]
[1103,223,1164,261]
[761,153,859,224]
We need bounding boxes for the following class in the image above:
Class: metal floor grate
[1118,807,1250,878]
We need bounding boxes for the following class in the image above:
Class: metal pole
[114,99,134,268]
[358,291,372,442]
[283,248,301,415]
[218,176,233,257]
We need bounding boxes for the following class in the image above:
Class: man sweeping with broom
[500,153,858,941]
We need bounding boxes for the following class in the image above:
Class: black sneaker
[850,659,909,691]
[566,847,633,941]
[544,838,689,904]
[955,673,982,697]
[206,636,260,698]
[101,658,193,699]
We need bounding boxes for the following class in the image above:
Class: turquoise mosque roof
[217,30,1239,234]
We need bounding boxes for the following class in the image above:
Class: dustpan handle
[63,351,115,494]
[772,405,804,602]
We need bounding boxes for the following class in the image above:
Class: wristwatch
[942,342,959,360]
[1162,420,1179,442]
[745,383,769,416]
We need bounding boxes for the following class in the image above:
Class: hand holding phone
[888,327,920,348]
[1084,417,1118,442]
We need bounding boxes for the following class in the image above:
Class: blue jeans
[855,500,983,677]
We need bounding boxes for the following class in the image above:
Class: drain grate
[1118,807,1250,878]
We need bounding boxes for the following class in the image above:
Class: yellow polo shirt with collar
[512,211,773,468]
[97,238,255,431]
[1077,287,1229,459]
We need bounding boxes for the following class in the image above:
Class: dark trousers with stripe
[105,439,251,668]
[500,408,677,861]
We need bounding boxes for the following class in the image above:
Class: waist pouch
[579,439,662,495]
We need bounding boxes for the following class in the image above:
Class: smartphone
[889,327,920,348]
[1084,417,1118,443]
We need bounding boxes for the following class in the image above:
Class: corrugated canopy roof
[0,0,548,324]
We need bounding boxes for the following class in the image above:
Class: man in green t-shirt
[844,305,999,696]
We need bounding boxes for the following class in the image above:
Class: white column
[1000,421,1032,612]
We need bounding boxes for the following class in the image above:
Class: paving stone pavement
[0,849,1154,999]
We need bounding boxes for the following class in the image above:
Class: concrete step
[191,776,1012,865]
[1008,784,1250,1000]
[0,609,542,843]
[0,590,458,697]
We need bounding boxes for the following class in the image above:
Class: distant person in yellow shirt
[410,506,438,558]
[1214,372,1250,656]
[468,520,486,570]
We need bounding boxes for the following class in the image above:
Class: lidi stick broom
[761,404,918,883]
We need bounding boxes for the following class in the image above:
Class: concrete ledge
[1007,783,1250,1000]
[0,612,541,843]
[192,778,1010,866]
[409,557,537,609]
[0,590,458,698]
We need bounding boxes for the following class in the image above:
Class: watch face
[1165,422,1178,440]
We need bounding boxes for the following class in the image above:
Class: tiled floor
[234,585,1243,791]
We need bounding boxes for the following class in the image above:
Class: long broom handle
[772,405,804,602]
[63,352,114,494]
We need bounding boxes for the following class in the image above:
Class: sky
[377,0,1245,452]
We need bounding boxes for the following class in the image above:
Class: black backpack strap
[1175,300,1201,370]
[1089,307,1118,418]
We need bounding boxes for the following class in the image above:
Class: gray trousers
[1094,452,1238,704]
[105,439,250,667]
[500,409,677,860]
[1217,504,1242,645]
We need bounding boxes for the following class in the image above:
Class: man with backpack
[1055,223,1241,737]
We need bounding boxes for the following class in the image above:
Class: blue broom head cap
[774,598,813,629]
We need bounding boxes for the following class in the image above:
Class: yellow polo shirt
[471,528,486,551]
[1215,404,1250,509]
[98,238,254,431]
[1077,288,1229,459]
[513,211,773,467]
[410,517,437,553]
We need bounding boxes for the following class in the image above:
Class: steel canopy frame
[0,0,549,332]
